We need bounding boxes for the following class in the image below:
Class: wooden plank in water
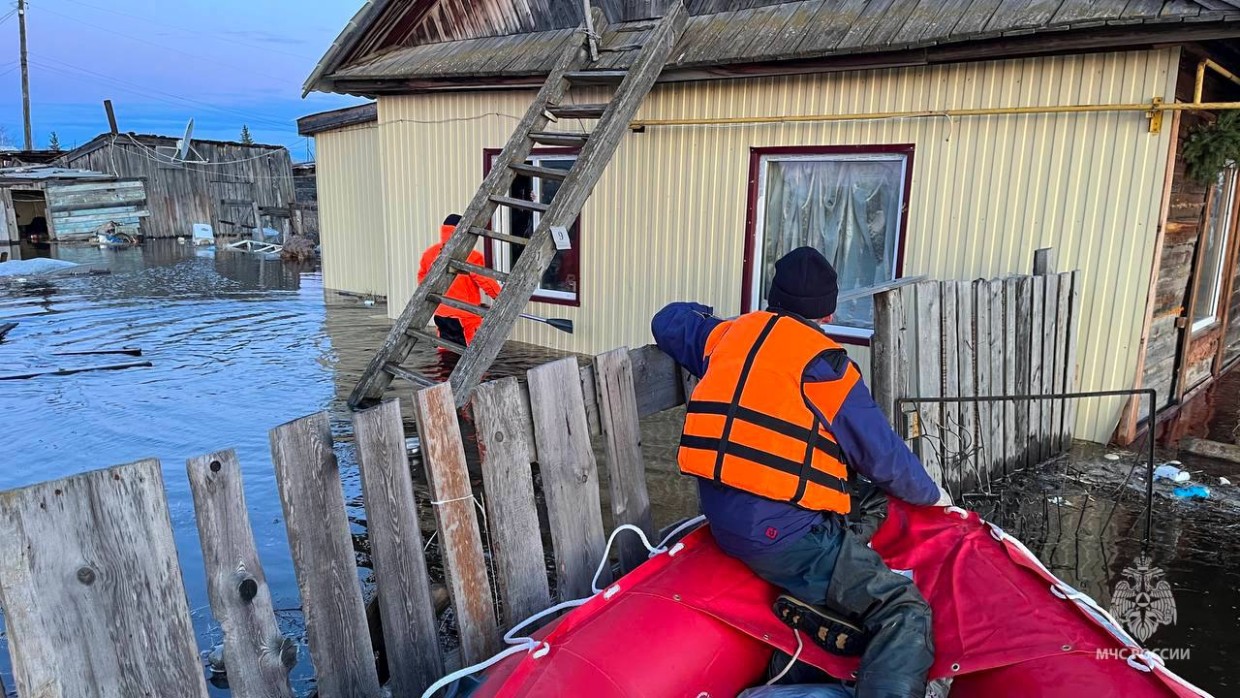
[1062,271,1082,443]
[414,383,500,665]
[353,400,445,695]
[914,281,944,485]
[595,348,655,574]
[187,450,295,698]
[528,357,610,599]
[473,377,552,628]
[973,281,993,491]
[0,460,209,698]
[269,413,381,698]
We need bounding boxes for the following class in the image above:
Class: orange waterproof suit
[417,223,502,345]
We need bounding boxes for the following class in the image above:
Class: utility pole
[18,0,32,150]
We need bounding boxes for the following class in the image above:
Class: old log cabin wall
[0,170,149,243]
[58,135,295,240]
[1121,49,1240,443]
[353,48,1176,443]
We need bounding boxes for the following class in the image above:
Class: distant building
[304,1,1240,444]
[0,165,148,244]
[58,134,295,240]
[292,161,320,241]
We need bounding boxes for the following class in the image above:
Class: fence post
[872,287,902,423]
[270,413,381,698]
[187,450,296,698]
[915,281,944,485]
[0,460,209,697]
[595,348,655,574]
[528,357,610,599]
[414,383,500,664]
[353,400,446,695]
[472,377,552,629]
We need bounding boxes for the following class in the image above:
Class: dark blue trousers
[731,515,935,698]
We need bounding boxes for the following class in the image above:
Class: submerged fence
[0,346,687,698]
[871,266,1082,496]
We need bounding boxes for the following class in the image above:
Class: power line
[29,55,298,132]
[33,4,297,87]
[55,0,319,61]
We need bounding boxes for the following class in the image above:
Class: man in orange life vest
[652,247,952,698]
[418,214,502,347]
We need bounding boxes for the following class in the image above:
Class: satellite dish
[176,119,195,161]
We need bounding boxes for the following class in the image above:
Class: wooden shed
[58,134,295,240]
[305,1,1240,444]
[0,166,148,244]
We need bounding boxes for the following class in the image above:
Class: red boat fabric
[474,501,1211,698]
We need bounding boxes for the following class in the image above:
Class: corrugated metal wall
[374,48,1177,441]
[315,124,387,296]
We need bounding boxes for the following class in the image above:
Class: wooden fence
[871,265,1081,496]
[0,347,687,698]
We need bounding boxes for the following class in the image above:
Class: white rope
[766,629,804,686]
[429,494,478,506]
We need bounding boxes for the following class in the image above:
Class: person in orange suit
[418,213,502,347]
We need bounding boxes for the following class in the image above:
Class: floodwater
[0,240,1235,696]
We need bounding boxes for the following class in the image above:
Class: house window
[1192,166,1238,332]
[749,147,912,340]
[488,152,580,304]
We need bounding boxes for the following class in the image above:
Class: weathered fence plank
[941,282,961,491]
[270,413,381,698]
[957,282,978,491]
[1028,275,1046,465]
[414,383,500,665]
[987,279,1005,481]
[1062,271,1082,443]
[473,377,552,628]
[595,348,655,574]
[353,400,446,696]
[1013,277,1033,468]
[973,281,993,491]
[872,288,899,422]
[528,357,610,599]
[0,460,209,698]
[1043,278,1062,453]
[915,281,944,484]
[187,450,295,698]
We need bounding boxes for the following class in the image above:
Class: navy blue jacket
[652,302,940,558]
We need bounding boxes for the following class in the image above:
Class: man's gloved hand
[933,485,953,507]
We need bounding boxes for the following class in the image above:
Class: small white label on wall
[551,225,571,251]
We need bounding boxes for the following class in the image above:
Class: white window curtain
[759,156,906,330]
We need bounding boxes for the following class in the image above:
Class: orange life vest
[678,311,858,514]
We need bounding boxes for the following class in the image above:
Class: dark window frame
[482,147,582,307]
[741,144,915,346]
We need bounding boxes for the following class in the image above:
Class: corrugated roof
[313,0,1240,93]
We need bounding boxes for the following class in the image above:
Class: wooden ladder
[349,3,688,408]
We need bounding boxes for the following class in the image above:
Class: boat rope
[420,516,708,698]
[766,629,804,686]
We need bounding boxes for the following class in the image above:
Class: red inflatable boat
[460,501,1212,698]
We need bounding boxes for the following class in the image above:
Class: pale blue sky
[0,0,367,159]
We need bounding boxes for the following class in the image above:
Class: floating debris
[1103,453,1121,461]
[1173,484,1211,500]
[1222,477,1233,486]
[1154,464,1192,483]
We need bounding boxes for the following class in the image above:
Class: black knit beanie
[443,213,462,226]
[766,247,839,319]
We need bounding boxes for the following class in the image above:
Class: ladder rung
[467,226,529,246]
[489,195,549,213]
[383,363,437,388]
[428,293,489,317]
[406,327,467,355]
[450,259,509,282]
[615,24,657,32]
[600,45,643,53]
[549,103,608,119]
[529,132,589,147]
[564,70,627,84]
[509,163,569,181]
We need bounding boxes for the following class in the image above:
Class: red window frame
[482,147,583,307]
[741,144,915,346]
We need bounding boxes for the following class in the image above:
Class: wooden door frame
[1212,170,1240,373]
[1174,182,1219,401]
[0,188,18,244]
